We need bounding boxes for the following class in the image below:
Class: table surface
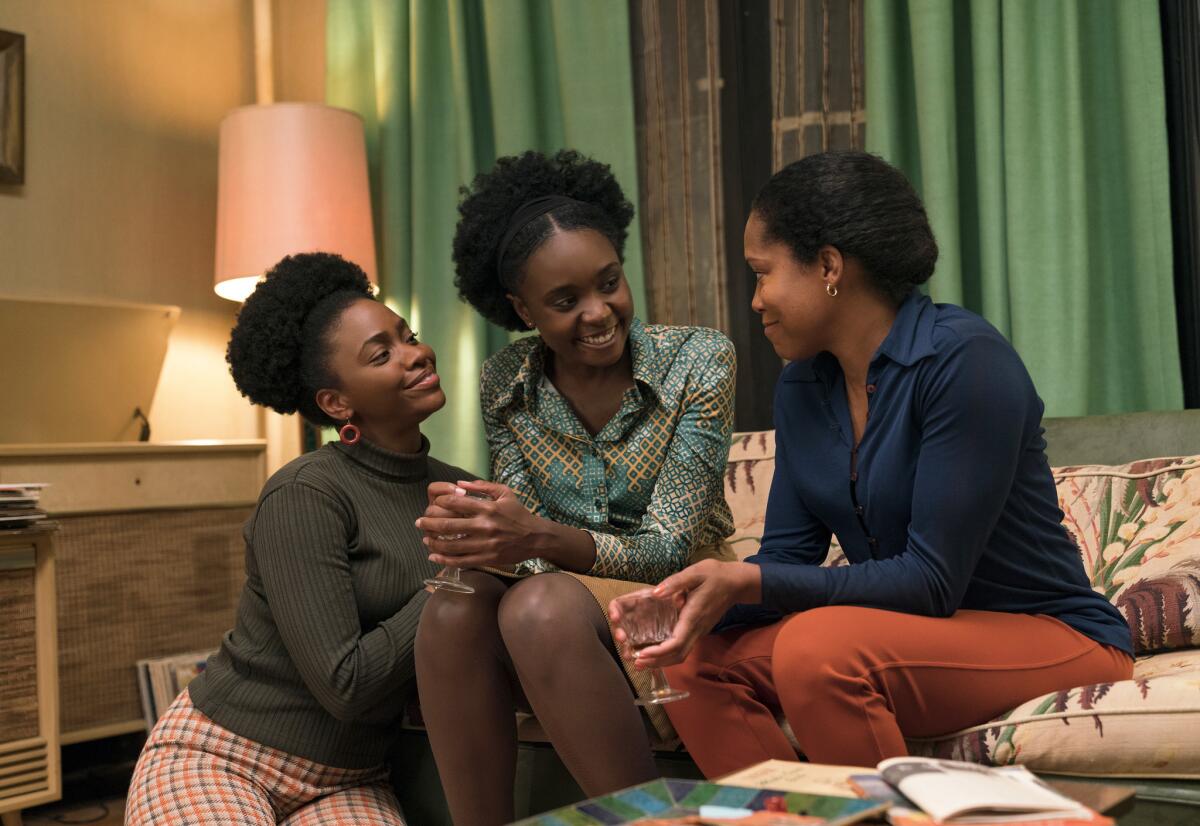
[1043,777,1137,817]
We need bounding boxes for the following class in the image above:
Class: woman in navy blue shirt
[612,152,1133,775]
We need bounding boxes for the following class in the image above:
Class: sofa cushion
[1052,456,1200,654]
[726,431,846,566]
[905,651,1200,778]
[726,431,777,561]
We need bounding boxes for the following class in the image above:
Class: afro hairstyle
[452,149,635,331]
[226,252,375,427]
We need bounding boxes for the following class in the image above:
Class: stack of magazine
[135,650,216,729]
[0,483,49,529]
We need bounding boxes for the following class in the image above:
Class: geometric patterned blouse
[479,317,737,583]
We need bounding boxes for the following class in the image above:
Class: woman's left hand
[610,559,762,669]
[416,480,543,568]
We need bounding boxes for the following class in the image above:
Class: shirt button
[855,505,865,516]
[868,537,879,548]
[866,384,877,394]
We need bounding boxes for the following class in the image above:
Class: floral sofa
[725,421,1200,783]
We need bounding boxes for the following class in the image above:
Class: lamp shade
[214,103,377,301]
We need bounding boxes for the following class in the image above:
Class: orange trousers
[663,607,1132,777]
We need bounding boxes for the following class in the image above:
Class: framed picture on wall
[0,30,25,185]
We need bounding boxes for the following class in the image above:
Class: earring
[826,282,838,297]
[527,320,536,330]
[339,419,361,445]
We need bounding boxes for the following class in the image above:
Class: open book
[720,759,1111,826]
[873,758,1102,825]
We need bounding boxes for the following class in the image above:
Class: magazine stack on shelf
[0,482,50,529]
[136,650,217,729]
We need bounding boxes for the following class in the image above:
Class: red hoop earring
[339,421,361,445]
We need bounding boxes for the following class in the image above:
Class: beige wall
[0,0,325,443]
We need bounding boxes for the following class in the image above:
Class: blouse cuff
[754,560,825,614]
[585,530,626,579]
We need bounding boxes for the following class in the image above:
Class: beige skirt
[485,540,734,744]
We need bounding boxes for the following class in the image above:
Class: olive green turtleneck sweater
[187,436,470,768]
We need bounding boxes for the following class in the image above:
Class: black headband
[495,195,585,285]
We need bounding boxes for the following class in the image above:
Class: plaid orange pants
[125,690,404,825]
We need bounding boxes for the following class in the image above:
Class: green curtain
[326,1,646,473]
[866,0,1184,416]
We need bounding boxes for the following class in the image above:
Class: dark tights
[415,571,658,826]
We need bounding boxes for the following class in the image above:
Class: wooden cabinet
[54,507,251,740]
[0,526,60,823]
[0,442,264,744]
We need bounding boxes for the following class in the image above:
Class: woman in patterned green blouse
[413,150,736,826]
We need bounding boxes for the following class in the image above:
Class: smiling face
[745,211,841,362]
[317,298,446,437]
[509,228,635,371]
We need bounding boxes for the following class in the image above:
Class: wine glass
[613,589,689,705]
[424,556,475,594]
[423,491,491,595]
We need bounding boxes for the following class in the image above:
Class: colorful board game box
[511,777,886,825]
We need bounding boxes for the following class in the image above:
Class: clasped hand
[415,480,539,568]
[609,559,762,669]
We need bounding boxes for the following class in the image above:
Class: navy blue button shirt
[721,291,1133,656]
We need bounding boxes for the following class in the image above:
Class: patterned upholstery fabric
[725,431,846,567]
[906,653,1200,776]
[724,433,1200,778]
[724,431,776,561]
[1052,457,1200,653]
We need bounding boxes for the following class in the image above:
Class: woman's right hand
[425,481,459,513]
[417,480,545,569]
[427,481,457,502]
[420,482,466,532]
[610,559,762,668]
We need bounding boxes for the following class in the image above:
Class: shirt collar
[487,317,658,414]
[783,290,937,384]
[627,317,665,390]
[872,289,938,367]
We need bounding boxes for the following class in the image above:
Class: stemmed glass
[424,557,475,594]
[613,589,690,705]
[422,491,491,595]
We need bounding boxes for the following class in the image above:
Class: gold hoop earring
[826,283,838,297]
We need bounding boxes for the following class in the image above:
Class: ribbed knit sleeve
[251,481,427,722]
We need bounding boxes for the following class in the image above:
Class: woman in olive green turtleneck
[126,252,468,826]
